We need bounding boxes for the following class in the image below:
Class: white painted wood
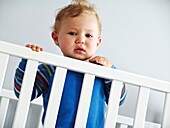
[12,60,39,128]
[74,74,95,128]
[44,67,67,128]
[104,80,123,128]
[117,115,134,126]
[0,53,9,93]
[0,97,10,127]
[117,115,161,128]
[145,121,161,128]
[162,93,170,128]
[0,41,169,127]
[37,106,43,128]
[0,89,17,100]
[119,124,128,128]
[0,41,170,93]
[133,87,150,128]
[0,88,42,106]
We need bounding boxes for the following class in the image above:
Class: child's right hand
[25,44,43,52]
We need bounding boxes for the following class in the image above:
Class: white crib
[0,40,170,128]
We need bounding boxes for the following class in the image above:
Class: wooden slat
[162,93,170,128]
[145,122,161,128]
[12,60,38,128]
[133,87,150,128]
[44,67,67,128]
[104,80,123,127]
[117,115,134,126]
[74,74,95,128]
[120,124,128,128]
[117,114,161,128]
[0,97,10,127]
[0,53,9,93]
[37,106,43,128]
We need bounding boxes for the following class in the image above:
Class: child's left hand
[87,56,113,68]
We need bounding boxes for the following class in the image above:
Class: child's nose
[75,35,85,44]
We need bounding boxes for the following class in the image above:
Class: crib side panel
[1,42,170,127]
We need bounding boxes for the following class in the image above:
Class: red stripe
[14,81,21,91]
[121,84,126,97]
[36,73,49,90]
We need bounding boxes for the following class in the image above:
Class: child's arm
[104,65,127,106]
[14,44,53,100]
[88,56,127,105]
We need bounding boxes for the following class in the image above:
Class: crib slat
[74,74,95,128]
[133,87,150,128]
[0,53,9,93]
[44,67,67,128]
[104,80,123,128]
[38,106,43,128]
[12,60,38,128]
[162,93,170,128]
[0,97,10,127]
[120,124,128,128]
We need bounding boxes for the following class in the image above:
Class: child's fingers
[89,56,112,67]
[25,44,32,48]
[25,44,43,52]
[89,56,103,65]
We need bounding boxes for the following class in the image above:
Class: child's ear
[97,37,102,47]
[51,31,59,46]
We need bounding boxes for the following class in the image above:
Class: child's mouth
[74,47,86,54]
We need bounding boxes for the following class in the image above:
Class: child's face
[52,14,101,60]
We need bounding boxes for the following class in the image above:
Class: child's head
[53,0,101,35]
[52,0,102,60]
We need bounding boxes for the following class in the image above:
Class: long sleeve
[14,59,55,101]
[104,65,127,105]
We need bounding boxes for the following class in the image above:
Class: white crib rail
[0,40,170,128]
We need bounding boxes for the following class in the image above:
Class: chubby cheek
[87,44,98,56]
[60,43,71,52]
[59,41,73,55]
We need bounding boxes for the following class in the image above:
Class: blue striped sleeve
[104,65,127,106]
[14,59,55,101]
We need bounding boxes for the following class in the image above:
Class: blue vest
[42,70,106,128]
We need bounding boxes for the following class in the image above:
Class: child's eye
[68,32,76,35]
[85,34,93,38]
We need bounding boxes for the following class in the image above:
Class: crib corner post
[162,93,170,128]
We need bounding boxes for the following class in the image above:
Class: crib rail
[0,40,170,128]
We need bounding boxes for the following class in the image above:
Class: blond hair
[53,0,101,36]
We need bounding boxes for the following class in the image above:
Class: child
[14,0,127,127]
